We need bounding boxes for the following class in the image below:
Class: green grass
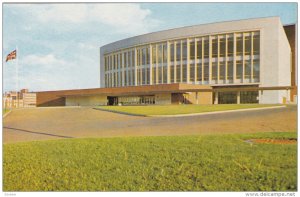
[3,108,11,116]
[98,104,282,116]
[4,132,296,191]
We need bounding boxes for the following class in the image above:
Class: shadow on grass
[3,126,74,139]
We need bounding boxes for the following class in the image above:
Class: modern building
[36,17,297,107]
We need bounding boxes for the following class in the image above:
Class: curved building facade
[99,16,292,104]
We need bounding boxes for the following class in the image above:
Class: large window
[163,65,167,83]
[218,92,237,104]
[227,36,234,57]
[190,41,195,59]
[204,62,209,81]
[182,64,187,82]
[197,63,202,82]
[245,60,251,79]
[170,65,175,83]
[163,44,167,63]
[152,46,157,64]
[253,59,260,80]
[197,39,202,59]
[204,38,209,58]
[170,43,174,62]
[152,67,156,84]
[182,42,187,61]
[236,34,243,56]
[176,42,181,61]
[190,63,195,82]
[236,60,243,79]
[158,66,162,84]
[176,64,181,82]
[212,37,218,58]
[240,91,259,104]
[219,61,225,80]
[212,62,218,80]
[227,61,233,80]
[245,35,251,55]
[253,34,260,55]
[219,37,226,57]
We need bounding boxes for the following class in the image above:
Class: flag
[6,50,17,62]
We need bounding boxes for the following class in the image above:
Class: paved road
[3,105,297,143]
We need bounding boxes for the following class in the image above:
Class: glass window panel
[190,42,195,59]
[212,38,218,58]
[240,91,259,104]
[147,48,150,65]
[176,42,181,61]
[163,65,167,83]
[253,59,260,80]
[146,68,150,84]
[212,62,218,80]
[245,60,251,79]
[219,61,225,80]
[182,64,187,82]
[142,68,146,85]
[170,65,175,83]
[253,34,260,55]
[245,36,251,55]
[227,61,233,80]
[227,36,234,57]
[152,46,156,64]
[190,63,195,82]
[182,42,187,61]
[158,66,162,83]
[170,43,174,62]
[197,39,202,59]
[218,92,237,104]
[236,60,243,79]
[152,67,156,84]
[236,35,243,56]
[204,62,209,81]
[197,63,202,82]
[163,44,167,63]
[204,38,209,58]
[158,45,163,63]
[176,64,181,82]
[219,37,226,57]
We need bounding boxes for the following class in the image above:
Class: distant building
[3,89,36,108]
[36,17,296,106]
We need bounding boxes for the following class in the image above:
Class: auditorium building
[36,17,297,107]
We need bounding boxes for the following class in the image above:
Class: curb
[148,105,287,118]
[93,108,147,117]
[3,110,12,119]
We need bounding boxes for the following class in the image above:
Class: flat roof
[37,84,213,97]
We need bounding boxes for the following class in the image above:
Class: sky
[2,2,297,92]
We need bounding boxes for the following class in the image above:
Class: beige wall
[66,95,107,106]
[155,93,171,105]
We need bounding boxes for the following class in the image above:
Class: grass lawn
[3,132,296,191]
[98,104,282,116]
[3,108,11,116]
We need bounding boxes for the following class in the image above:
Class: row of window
[105,59,260,87]
[104,31,260,87]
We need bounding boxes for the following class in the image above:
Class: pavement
[3,105,297,143]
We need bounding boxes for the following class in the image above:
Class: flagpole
[16,46,19,108]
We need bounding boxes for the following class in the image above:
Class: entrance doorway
[107,96,118,105]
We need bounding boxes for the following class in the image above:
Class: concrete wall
[155,93,171,105]
[66,95,107,106]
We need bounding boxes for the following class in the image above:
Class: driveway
[3,105,297,143]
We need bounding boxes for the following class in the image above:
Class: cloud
[22,54,68,67]
[7,3,162,35]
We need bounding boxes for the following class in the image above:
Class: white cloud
[22,54,68,67]
[8,3,162,35]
